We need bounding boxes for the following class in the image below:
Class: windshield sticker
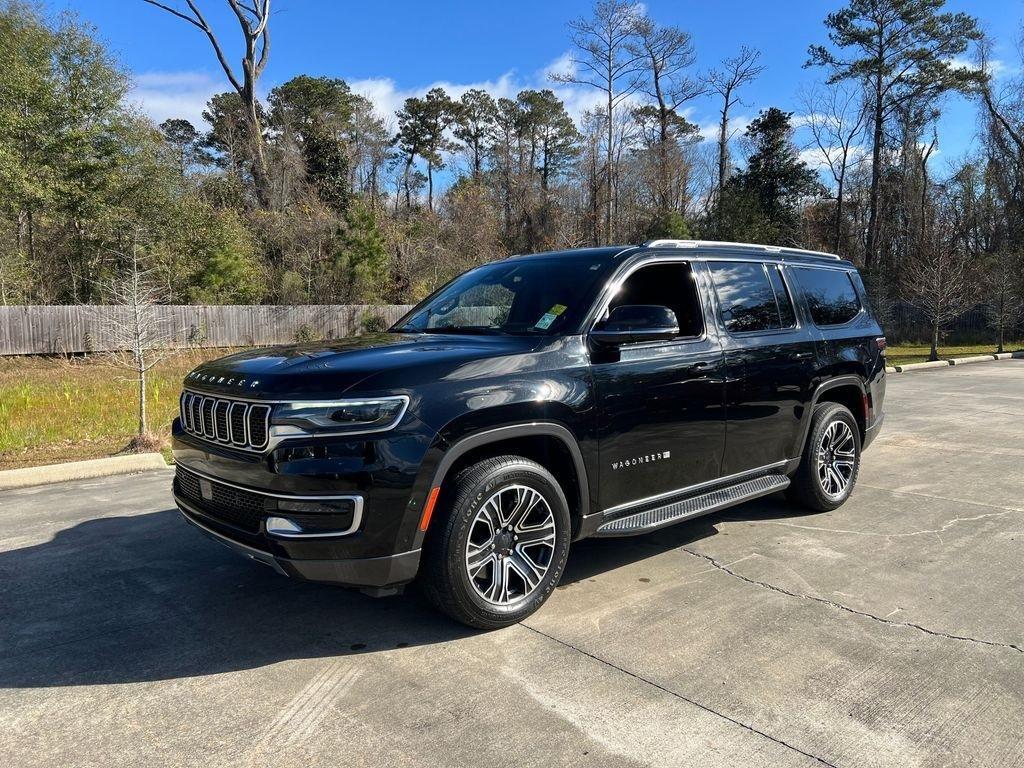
[534,304,567,330]
[535,313,557,330]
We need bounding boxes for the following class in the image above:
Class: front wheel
[419,455,571,629]
[788,402,861,512]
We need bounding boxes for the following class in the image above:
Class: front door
[707,260,819,475]
[591,260,726,513]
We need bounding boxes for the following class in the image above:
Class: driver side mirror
[590,305,680,346]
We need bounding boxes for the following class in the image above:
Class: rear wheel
[420,455,571,629]
[788,402,861,512]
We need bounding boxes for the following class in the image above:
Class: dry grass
[0,349,233,470]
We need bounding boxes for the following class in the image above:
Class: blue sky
[64,0,1022,177]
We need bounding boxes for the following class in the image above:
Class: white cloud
[348,72,521,124]
[127,52,709,143]
[129,71,225,129]
[947,55,1014,79]
[695,114,752,143]
[347,52,614,128]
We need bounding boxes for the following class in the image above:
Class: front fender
[404,411,594,551]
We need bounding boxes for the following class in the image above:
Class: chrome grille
[179,390,272,452]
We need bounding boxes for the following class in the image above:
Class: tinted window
[709,262,790,333]
[766,265,796,327]
[794,267,861,326]
[396,258,610,335]
[606,262,703,338]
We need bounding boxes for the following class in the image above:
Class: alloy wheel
[816,420,856,497]
[465,484,557,606]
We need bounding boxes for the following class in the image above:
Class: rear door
[708,260,819,475]
[591,259,726,512]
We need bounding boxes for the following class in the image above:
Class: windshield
[394,258,610,335]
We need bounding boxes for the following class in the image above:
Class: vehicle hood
[184,332,546,398]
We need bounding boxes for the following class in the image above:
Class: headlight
[273,395,409,434]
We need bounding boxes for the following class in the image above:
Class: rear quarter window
[793,267,861,326]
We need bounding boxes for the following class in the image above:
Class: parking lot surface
[2,360,1023,767]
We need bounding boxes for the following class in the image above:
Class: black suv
[172,240,886,628]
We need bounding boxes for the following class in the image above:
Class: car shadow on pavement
[0,509,476,689]
[558,491,804,585]
[0,493,798,689]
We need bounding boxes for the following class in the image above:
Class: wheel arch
[792,376,867,459]
[419,422,591,544]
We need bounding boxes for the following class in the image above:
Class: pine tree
[808,0,983,269]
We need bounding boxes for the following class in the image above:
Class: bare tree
[800,82,868,256]
[551,0,645,244]
[143,0,272,208]
[983,248,1023,353]
[628,16,705,213]
[903,188,976,361]
[708,47,765,206]
[97,242,176,448]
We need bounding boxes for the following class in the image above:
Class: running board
[595,474,790,537]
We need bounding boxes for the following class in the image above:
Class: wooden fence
[0,305,414,356]
[1,301,1016,355]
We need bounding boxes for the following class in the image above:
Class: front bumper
[176,495,421,589]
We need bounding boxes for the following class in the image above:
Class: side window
[709,261,791,333]
[794,267,861,326]
[766,265,796,328]
[606,262,703,338]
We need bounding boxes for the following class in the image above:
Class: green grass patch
[2,340,1021,471]
[0,350,232,470]
[886,342,1023,367]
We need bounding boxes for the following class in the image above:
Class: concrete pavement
[2,360,1023,767]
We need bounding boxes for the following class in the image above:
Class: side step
[595,474,790,537]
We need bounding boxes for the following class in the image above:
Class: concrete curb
[950,355,997,365]
[889,351,1024,374]
[0,453,169,491]
[893,360,952,372]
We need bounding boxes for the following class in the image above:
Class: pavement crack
[859,484,1023,513]
[680,548,1024,656]
[719,510,1016,540]
[520,623,839,768]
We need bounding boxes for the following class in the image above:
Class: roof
[505,241,852,269]
[640,239,845,264]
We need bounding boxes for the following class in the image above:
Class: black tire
[419,455,571,630]
[788,402,861,512]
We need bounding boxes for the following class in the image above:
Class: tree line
[1,0,1022,357]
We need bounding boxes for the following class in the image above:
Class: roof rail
[642,239,842,261]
